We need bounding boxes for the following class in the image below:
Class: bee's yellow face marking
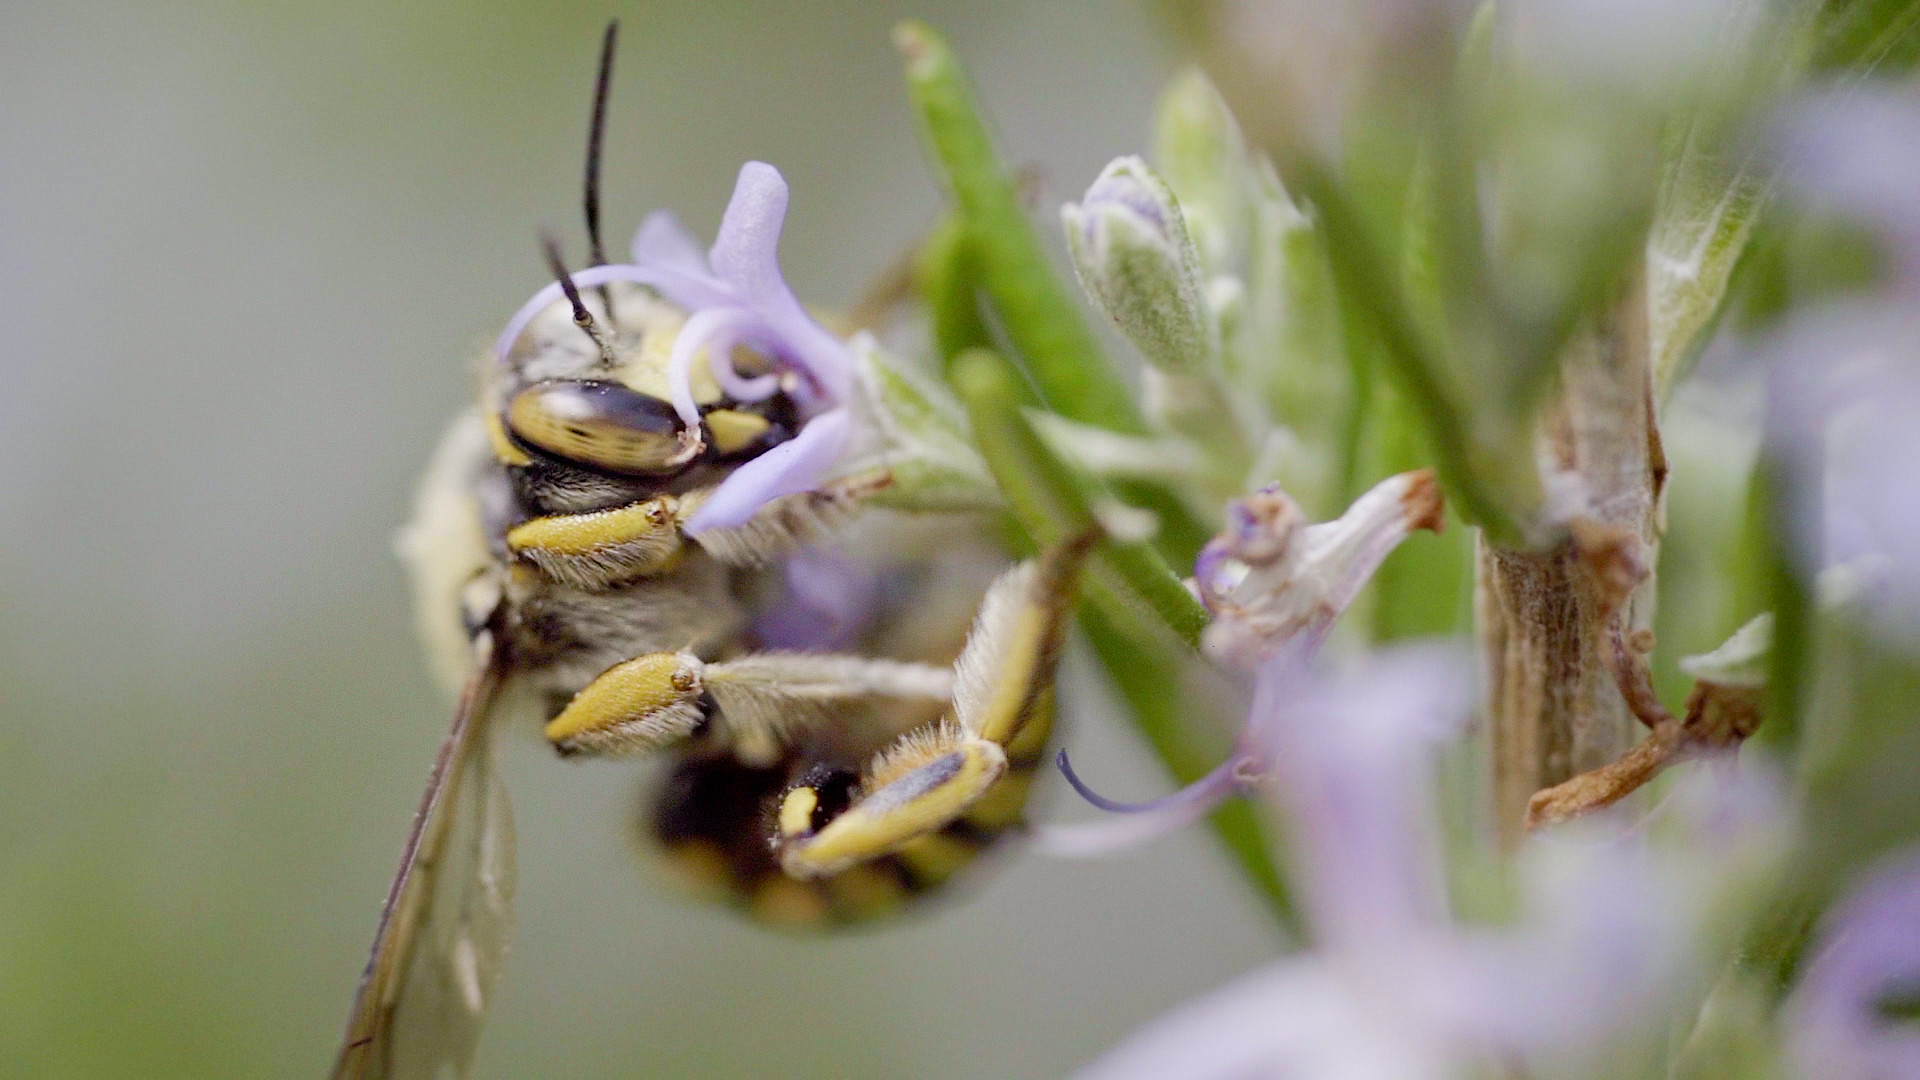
[704,409,772,455]
[506,379,694,476]
[613,310,725,407]
[544,652,705,755]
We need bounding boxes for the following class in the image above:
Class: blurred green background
[0,1,1280,1076]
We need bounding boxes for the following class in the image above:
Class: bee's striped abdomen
[642,727,1050,931]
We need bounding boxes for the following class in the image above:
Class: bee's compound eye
[506,380,694,476]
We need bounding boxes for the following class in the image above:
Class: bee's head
[488,275,806,510]
[488,64,855,527]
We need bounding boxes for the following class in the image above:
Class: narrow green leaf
[1293,163,1531,544]
[915,212,993,370]
[895,20,1144,435]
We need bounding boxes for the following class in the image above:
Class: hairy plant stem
[1479,269,1668,845]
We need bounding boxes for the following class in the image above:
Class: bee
[332,23,1092,1079]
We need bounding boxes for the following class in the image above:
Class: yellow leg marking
[1001,689,1056,765]
[704,409,772,454]
[507,499,677,557]
[506,498,683,587]
[968,533,1094,748]
[780,739,1007,879]
[544,652,704,755]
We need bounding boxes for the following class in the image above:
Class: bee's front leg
[775,529,1097,880]
[506,495,685,588]
[505,469,892,591]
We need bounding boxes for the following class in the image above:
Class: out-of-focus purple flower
[1761,93,1920,640]
[752,549,885,653]
[1777,92,1920,286]
[1072,645,1780,1079]
[493,162,856,534]
[1785,846,1920,1080]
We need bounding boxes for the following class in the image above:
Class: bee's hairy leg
[544,649,954,760]
[682,469,892,568]
[505,494,683,588]
[775,529,1098,880]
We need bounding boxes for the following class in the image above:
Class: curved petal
[1032,756,1242,858]
[1074,959,1440,1080]
[492,263,662,365]
[1252,643,1474,956]
[665,306,760,428]
[684,407,852,534]
[704,162,855,409]
[708,162,791,303]
[704,330,781,403]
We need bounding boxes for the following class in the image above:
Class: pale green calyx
[1061,155,1214,376]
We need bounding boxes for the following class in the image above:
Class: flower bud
[1061,156,1214,375]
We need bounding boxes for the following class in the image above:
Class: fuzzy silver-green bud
[1061,156,1213,375]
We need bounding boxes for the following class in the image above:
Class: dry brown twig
[1524,523,1764,830]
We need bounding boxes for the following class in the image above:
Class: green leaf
[915,212,993,370]
[895,21,1144,435]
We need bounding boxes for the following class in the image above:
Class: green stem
[953,349,1209,646]
[1295,162,1525,544]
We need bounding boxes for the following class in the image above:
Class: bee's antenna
[540,231,617,366]
[583,19,620,320]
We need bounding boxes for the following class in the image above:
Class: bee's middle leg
[774,530,1096,880]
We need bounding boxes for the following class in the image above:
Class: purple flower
[1037,469,1443,856]
[1761,93,1920,641]
[1785,846,1920,1080]
[493,162,857,534]
[1068,647,1779,1079]
[1194,470,1445,669]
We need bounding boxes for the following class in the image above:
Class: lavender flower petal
[1786,846,1920,1080]
[629,210,733,310]
[1073,959,1442,1080]
[1776,92,1920,285]
[751,550,885,652]
[1253,642,1474,956]
[683,406,852,534]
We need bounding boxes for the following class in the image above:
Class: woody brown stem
[1482,269,1666,846]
